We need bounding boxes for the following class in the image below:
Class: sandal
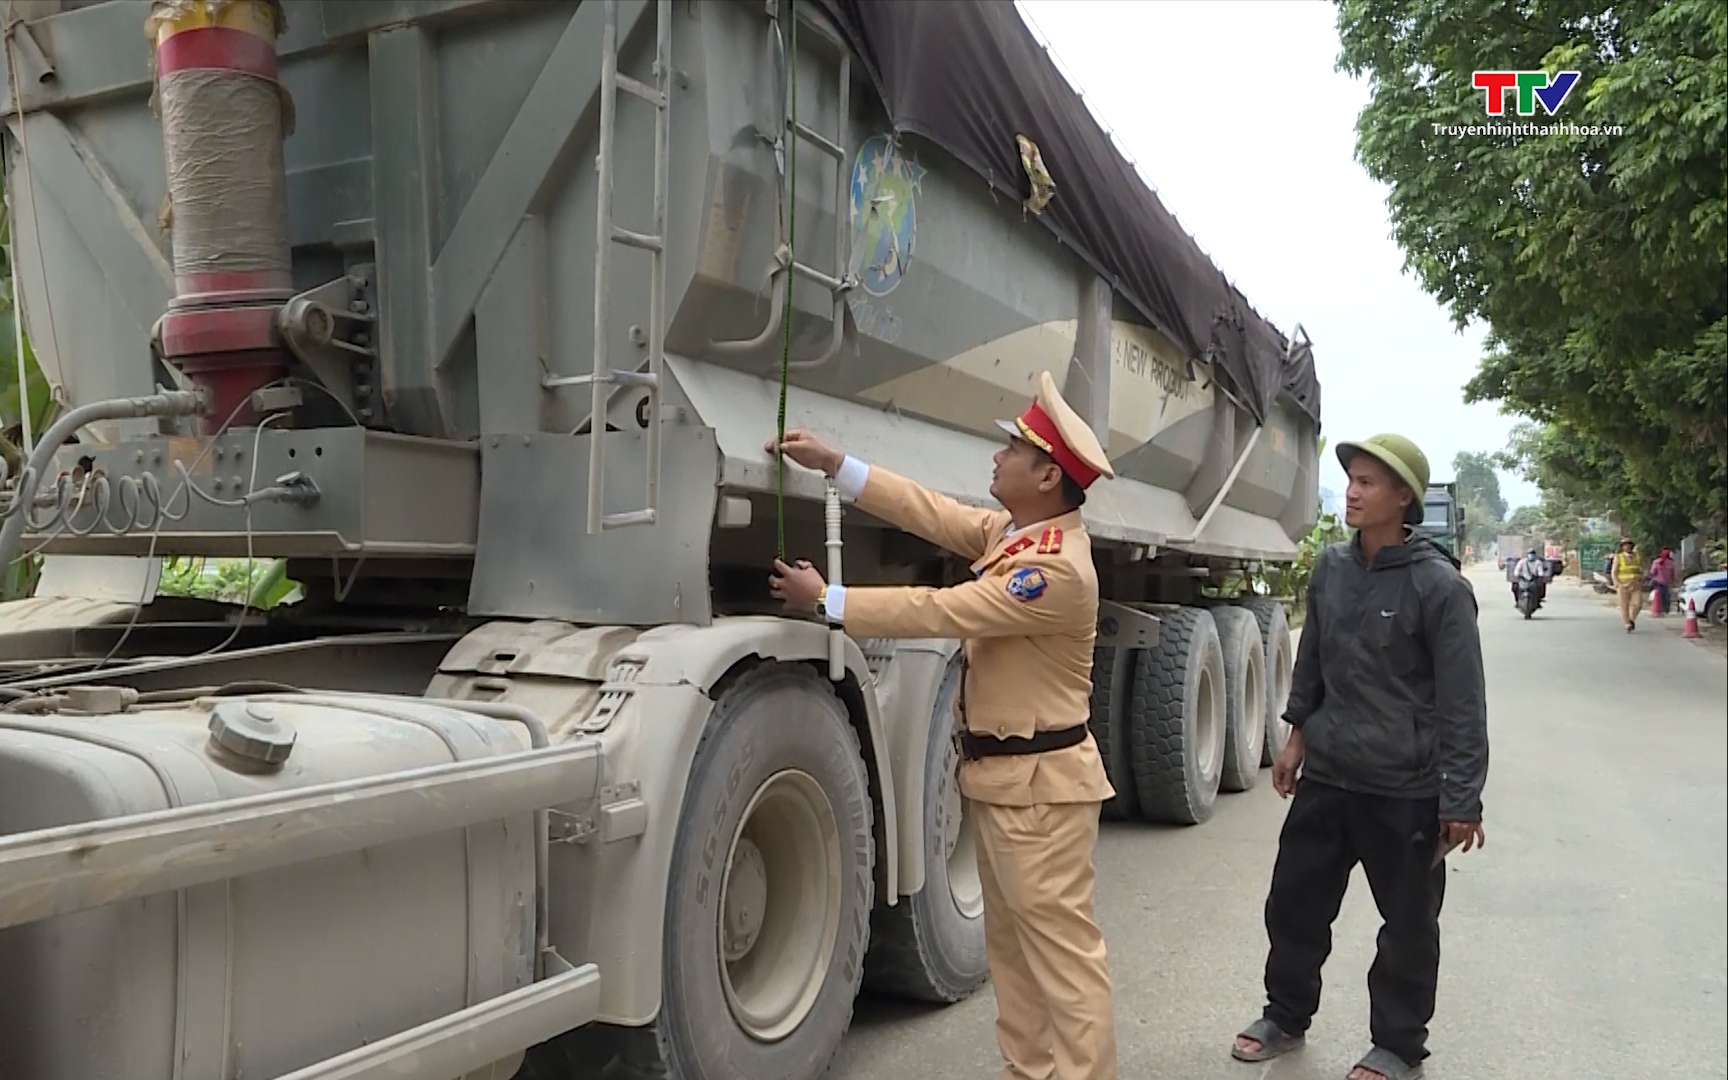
[1347,1045,1425,1079]
[1230,1016,1305,1062]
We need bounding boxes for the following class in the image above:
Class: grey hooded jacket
[1284,532,1489,820]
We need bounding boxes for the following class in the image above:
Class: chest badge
[1006,566,1049,602]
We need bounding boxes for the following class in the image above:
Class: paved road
[829,567,1728,1080]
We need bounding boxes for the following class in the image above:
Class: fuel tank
[0,691,542,1080]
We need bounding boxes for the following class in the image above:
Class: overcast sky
[1016,0,1539,511]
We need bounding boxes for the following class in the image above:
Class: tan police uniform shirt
[827,460,1115,808]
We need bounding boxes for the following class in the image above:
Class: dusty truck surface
[0,1,1322,1078]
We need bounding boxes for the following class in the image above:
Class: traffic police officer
[768,371,1121,1080]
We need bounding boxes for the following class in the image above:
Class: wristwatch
[815,585,837,624]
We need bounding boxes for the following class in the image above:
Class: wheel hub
[717,769,843,1043]
[938,737,983,920]
[722,838,768,962]
[1197,663,1220,774]
[942,774,963,861]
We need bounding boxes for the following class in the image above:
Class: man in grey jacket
[1230,433,1488,1080]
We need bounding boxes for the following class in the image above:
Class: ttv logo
[1472,70,1582,117]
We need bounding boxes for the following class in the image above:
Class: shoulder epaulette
[1037,526,1063,554]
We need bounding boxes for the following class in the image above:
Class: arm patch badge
[1005,566,1049,602]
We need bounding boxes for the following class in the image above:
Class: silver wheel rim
[1197,656,1221,775]
[718,769,842,1042]
[1245,645,1267,759]
[1270,632,1293,744]
[938,744,983,919]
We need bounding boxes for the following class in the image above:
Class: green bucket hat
[1336,433,1431,525]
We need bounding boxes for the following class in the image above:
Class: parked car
[1677,570,1728,628]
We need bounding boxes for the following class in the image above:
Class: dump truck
[1499,532,1530,571]
[0,2,1323,1078]
[1416,481,1464,558]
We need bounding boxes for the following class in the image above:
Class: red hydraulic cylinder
[147,0,294,435]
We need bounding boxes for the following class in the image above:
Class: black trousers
[1260,779,1447,1065]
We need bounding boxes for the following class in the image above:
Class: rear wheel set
[1091,601,1286,826]
[862,654,989,1005]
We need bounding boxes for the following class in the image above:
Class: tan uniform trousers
[974,799,1118,1080]
[1616,582,1642,627]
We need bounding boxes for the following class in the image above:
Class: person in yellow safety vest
[1611,538,1643,633]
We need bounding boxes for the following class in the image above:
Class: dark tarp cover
[809,0,1322,425]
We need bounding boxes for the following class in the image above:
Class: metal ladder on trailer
[710,0,855,366]
[542,0,673,535]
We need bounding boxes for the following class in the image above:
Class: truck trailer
[0,2,1323,1078]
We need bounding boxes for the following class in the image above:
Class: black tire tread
[1128,606,1223,825]
[862,896,955,1003]
[860,868,982,1003]
[1212,605,1265,794]
[863,658,987,1005]
[1087,646,1139,821]
[1238,599,1292,768]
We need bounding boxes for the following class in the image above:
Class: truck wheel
[1212,606,1267,794]
[863,655,989,1003]
[1239,599,1293,767]
[1088,646,1141,821]
[1128,607,1226,826]
[557,663,874,1080]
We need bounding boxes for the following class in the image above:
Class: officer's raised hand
[765,428,842,477]
[769,558,825,611]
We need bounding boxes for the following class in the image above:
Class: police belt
[958,724,1089,761]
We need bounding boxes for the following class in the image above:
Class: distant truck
[1416,482,1465,558]
[1496,533,1562,581]
[1498,533,1530,571]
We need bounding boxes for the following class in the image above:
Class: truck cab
[1417,482,1464,558]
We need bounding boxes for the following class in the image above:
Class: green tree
[1451,449,1508,551]
[2,197,56,602]
[1335,0,1728,544]
[1495,418,1698,547]
[1452,451,1507,522]
[1,203,56,475]
[1504,506,1543,535]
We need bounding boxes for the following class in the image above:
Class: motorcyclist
[1511,548,1548,606]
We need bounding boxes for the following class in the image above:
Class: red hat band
[1014,401,1100,489]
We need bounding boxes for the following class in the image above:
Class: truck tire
[1088,646,1141,821]
[1239,599,1293,768]
[1211,606,1267,793]
[1127,607,1226,826]
[533,663,875,1080]
[862,654,989,1004]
